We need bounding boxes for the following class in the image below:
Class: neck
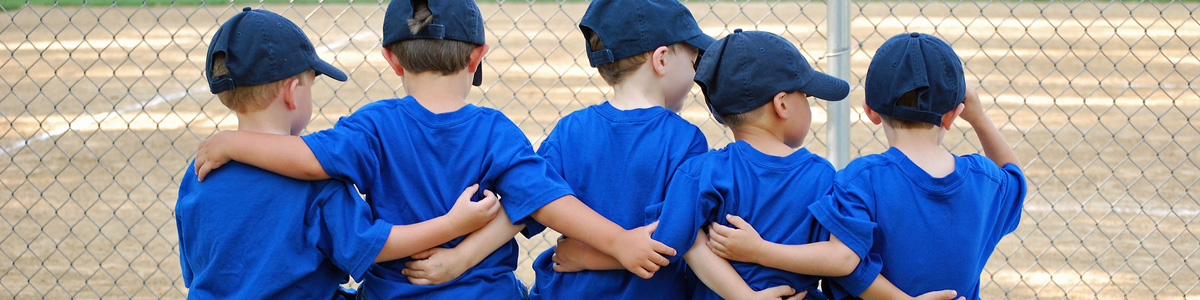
[883,124,955,176]
[235,109,293,136]
[402,71,472,113]
[732,124,794,157]
[609,66,667,110]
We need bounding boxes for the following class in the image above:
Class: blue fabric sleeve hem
[809,200,874,260]
[301,135,341,181]
[504,188,574,238]
[834,253,884,296]
[347,221,392,280]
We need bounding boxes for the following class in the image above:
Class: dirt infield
[2,1,1197,299]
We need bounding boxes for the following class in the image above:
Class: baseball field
[1,1,1197,299]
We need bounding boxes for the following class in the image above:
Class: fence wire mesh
[1,1,1197,299]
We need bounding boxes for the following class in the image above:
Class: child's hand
[550,236,593,273]
[611,221,675,279]
[748,286,805,300]
[193,130,236,181]
[957,88,985,126]
[707,214,765,263]
[913,289,963,300]
[402,247,470,285]
[445,185,501,232]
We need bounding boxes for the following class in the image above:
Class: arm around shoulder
[194,130,328,181]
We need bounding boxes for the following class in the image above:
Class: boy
[646,29,853,300]
[176,8,500,299]
[717,33,1024,300]
[190,0,676,299]
[519,0,717,299]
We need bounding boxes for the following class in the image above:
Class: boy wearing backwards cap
[653,30,963,300]
[176,8,500,299]
[191,0,677,299]
[516,1,788,299]
[709,33,1024,300]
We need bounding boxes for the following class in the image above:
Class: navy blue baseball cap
[865,32,966,127]
[206,7,347,94]
[579,0,717,67]
[694,29,849,124]
[383,0,486,86]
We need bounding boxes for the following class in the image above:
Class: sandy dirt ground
[1,1,1197,299]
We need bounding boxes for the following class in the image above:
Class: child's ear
[863,103,883,125]
[772,92,790,119]
[381,48,405,76]
[941,103,966,130]
[650,46,670,76]
[467,44,490,72]
[281,77,300,110]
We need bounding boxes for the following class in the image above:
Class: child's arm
[530,196,675,279]
[374,185,501,262]
[686,230,803,300]
[859,275,964,300]
[958,88,1020,168]
[548,235,622,272]
[707,215,859,276]
[402,207,525,284]
[194,130,327,181]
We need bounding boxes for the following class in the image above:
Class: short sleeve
[827,253,885,297]
[302,114,383,194]
[523,139,567,236]
[310,180,392,279]
[492,137,574,238]
[649,167,717,263]
[808,180,878,260]
[177,216,193,287]
[685,127,709,159]
[996,163,1027,235]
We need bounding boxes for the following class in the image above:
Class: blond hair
[210,52,313,113]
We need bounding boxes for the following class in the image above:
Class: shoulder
[351,98,404,116]
[836,153,894,181]
[957,153,1023,183]
[676,147,731,175]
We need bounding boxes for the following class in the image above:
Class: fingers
[760,285,796,298]
[410,248,436,260]
[707,238,729,258]
[651,240,677,257]
[481,189,501,217]
[784,290,808,300]
[631,266,653,279]
[456,184,480,203]
[408,277,436,285]
[708,222,733,239]
[916,290,959,300]
[643,221,659,235]
[400,266,424,279]
[726,214,754,231]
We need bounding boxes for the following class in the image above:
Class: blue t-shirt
[301,96,575,300]
[810,147,1026,300]
[528,102,708,300]
[651,141,836,300]
[176,161,391,299]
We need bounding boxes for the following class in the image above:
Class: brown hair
[385,0,478,76]
[210,53,312,113]
[585,28,695,85]
[879,89,937,129]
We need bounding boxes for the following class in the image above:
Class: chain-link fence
[2,0,1197,299]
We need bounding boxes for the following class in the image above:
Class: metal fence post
[826,0,851,169]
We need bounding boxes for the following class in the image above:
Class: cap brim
[472,64,483,87]
[801,72,850,101]
[313,59,348,82]
[684,34,719,52]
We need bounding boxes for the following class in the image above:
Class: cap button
[909,32,920,38]
[242,7,252,12]
[734,28,743,33]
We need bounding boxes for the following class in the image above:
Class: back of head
[693,29,849,127]
[864,32,966,129]
[382,0,485,86]
[579,0,716,85]
[205,8,347,113]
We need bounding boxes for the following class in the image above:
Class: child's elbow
[830,249,860,277]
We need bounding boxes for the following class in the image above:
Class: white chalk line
[2,33,366,157]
